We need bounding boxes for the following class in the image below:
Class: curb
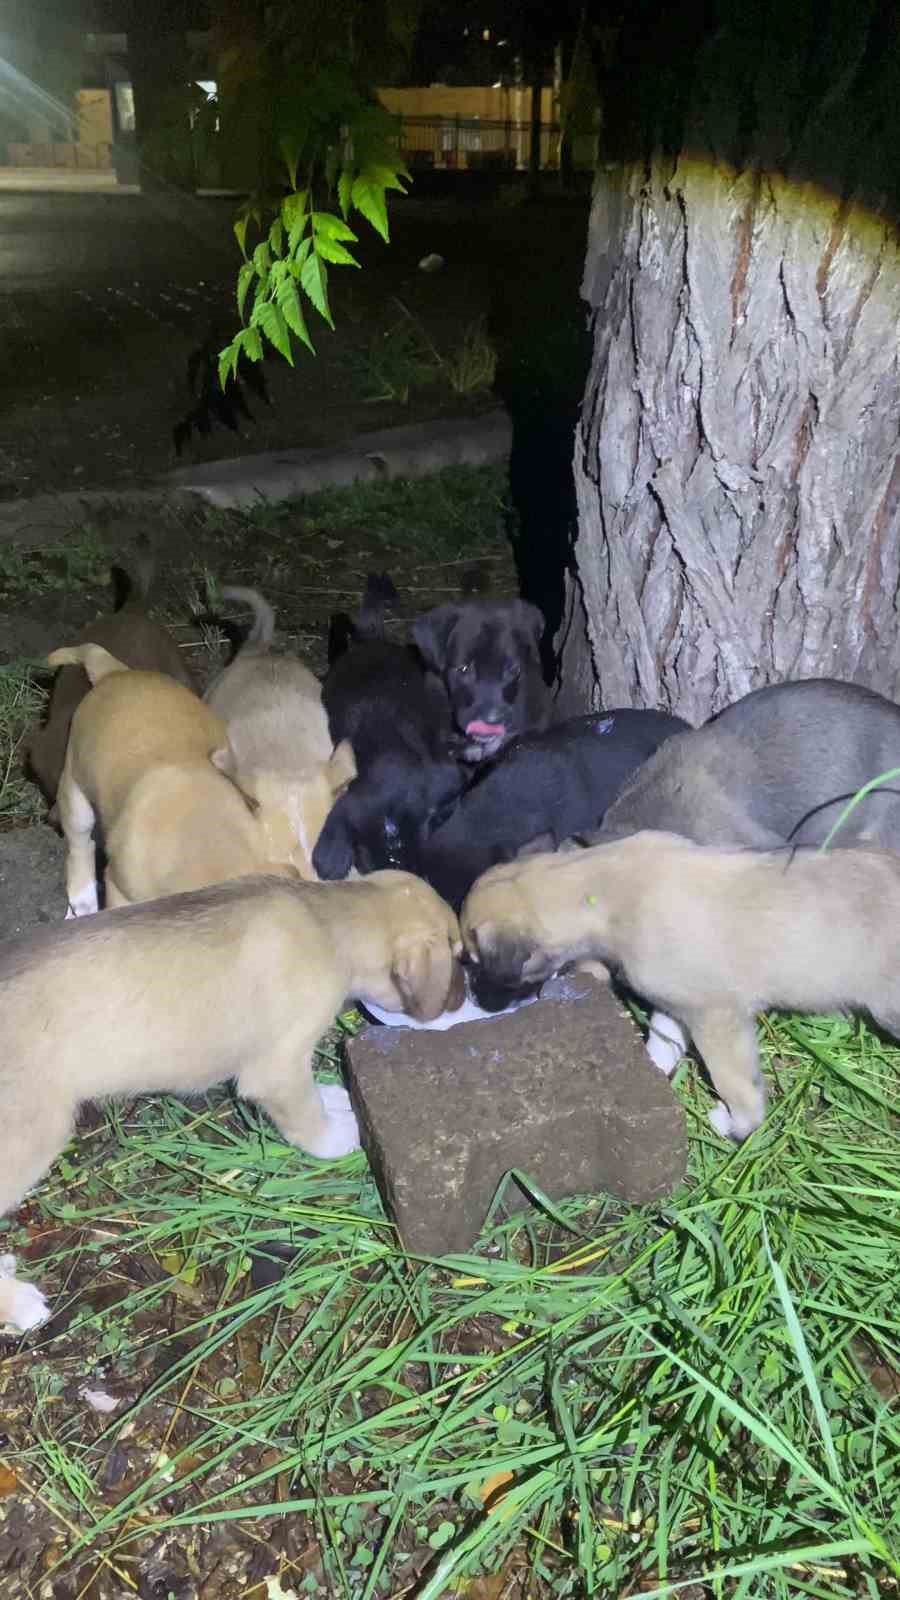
[0,410,512,544]
[161,410,513,510]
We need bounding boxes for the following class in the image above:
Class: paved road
[0,180,237,288]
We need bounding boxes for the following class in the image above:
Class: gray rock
[345,971,687,1257]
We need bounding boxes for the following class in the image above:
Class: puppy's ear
[517,830,557,858]
[510,600,546,648]
[392,938,457,1022]
[411,605,461,672]
[463,922,492,965]
[312,796,355,880]
[326,738,356,797]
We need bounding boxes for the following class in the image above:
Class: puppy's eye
[452,662,472,676]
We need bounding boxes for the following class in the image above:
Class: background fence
[398,115,578,172]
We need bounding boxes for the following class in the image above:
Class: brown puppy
[26,556,195,816]
[0,870,465,1326]
[461,830,900,1141]
[205,586,356,876]
[50,645,307,915]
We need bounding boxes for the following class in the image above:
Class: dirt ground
[0,188,590,503]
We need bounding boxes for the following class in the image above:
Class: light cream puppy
[0,869,464,1327]
[461,830,900,1141]
[49,645,304,915]
[205,587,355,875]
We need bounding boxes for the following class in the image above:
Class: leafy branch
[218,68,410,387]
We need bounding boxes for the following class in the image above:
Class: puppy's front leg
[239,1046,360,1160]
[685,1006,767,1141]
[56,774,99,918]
[645,1010,688,1076]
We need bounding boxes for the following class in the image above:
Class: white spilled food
[361,990,537,1031]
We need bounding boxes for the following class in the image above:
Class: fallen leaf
[478,1469,515,1509]
[0,1464,18,1497]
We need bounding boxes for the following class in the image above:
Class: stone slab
[344,972,687,1257]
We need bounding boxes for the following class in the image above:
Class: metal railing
[396,115,565,172]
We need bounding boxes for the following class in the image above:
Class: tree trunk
[560,0,900,725]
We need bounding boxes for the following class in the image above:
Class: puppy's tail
[219,585,276,652]
[110,533,156,612]
[355,572,398,640]
[327,572,398,663]
[47,645,130,684]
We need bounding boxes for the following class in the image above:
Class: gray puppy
[596,679,900,849]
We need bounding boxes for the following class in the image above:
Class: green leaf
[236,261,256,325]
[282,188,308,235]
[337,168,353,219]
[252,240,272,277]
[288,237,313,276]
[275,272,314,355]
[268,217,284,258]
[299,249,333,327]
[250,299,293,364]
[218,339,239,390]
[350,164,407,243]
[428,1521,455,1551]
[280,135,301,190]
[314,237,360,267]
[312,211,358,243]
[241,325,264,364]
[233,212,251,259]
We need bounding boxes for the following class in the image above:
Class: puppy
[461,829,900,1141]
[0,870,465,1323]
[26,555,195,815]
[315,576,463,877]
[420,709,691,910]
[412,598,553,762]
[50,645,310,915]
[204,586,356,876]
[597,679,900,849]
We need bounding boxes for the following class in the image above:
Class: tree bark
[561,0,900,725]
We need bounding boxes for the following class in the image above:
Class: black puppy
[412,598,553,762]
[420,709,691,911]
[314,576,464,878]
[597,678,900,848]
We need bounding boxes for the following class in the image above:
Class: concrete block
[344,972,687,1257]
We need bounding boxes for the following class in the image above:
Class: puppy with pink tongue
[413,598,553,763]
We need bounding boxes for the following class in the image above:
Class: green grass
[0,527,110,604]
[5,1013,899,1596]
[0,662,48,822]
[225,462,516,562]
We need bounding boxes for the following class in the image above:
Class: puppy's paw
[708,1100,762,1142]
[307,1084,361,1160]
[0,1257,50,1333]
[66,884,99,919]
[646,1011,687,1077]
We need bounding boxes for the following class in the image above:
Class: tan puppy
[461,830,900,1141]
[26,556,195,817]
[50,645,305,915]
[0,870,464,1328]
[205,586,355,876]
